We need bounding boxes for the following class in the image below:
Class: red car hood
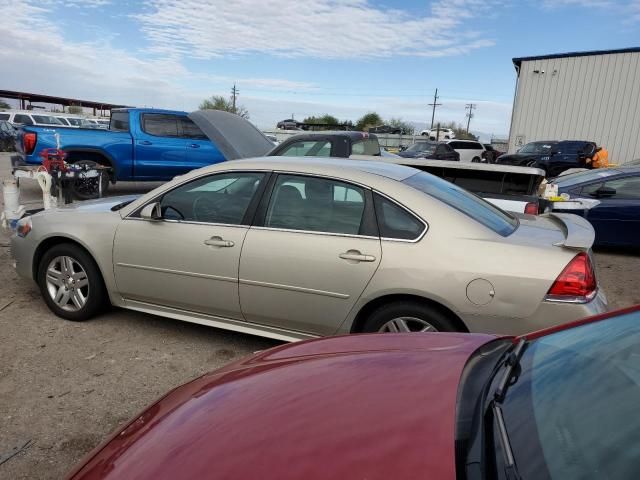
[69,333,496,480]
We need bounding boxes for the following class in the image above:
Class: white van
[446,139,486,163]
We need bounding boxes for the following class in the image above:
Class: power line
[465,103,476,133]
[428,88,442,129]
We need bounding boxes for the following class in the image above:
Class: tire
[472,156,481,163]
[361,301,458,334]
[37,243,107,321]
[70,159,110,200]
[421,132,428,136]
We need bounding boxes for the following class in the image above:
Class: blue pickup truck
[14,108,274,197]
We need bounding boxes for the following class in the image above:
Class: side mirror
[140,202,162,220]
[595,186,616,198]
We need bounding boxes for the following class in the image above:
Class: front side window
[142,114,179,137]
[158,172,265,224]
[403,171,518,236]
[180,118,207,139]
[519,142,556,154]
[406,142,436,154]
[265,175,365,235]
[374,194,424,240]
[502,310,640,480]
[279,140,331,157]
[602,176,640,199]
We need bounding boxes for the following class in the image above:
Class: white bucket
[2,179,21,220]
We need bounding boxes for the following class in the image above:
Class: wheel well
[65,151,114,181]
[32,237,97,281]
[351,294,469,333]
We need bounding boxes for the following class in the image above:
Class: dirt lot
[1,152,639,479]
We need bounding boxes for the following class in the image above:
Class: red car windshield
[500,309,640,479]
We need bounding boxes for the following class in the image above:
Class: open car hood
[188,110,274,160]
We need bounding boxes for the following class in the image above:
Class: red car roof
[69,332,495,480]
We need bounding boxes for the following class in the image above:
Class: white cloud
[135,0,503,60]
[542,0,640,22]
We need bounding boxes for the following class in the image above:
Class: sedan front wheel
[37,243,107,321]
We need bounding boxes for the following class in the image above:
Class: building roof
[0,89,130,110]
[512,47,640,69]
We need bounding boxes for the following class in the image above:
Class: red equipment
[39,148,67,173]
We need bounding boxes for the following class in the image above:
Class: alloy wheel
[45,256,90,312]
[378,316,437,333]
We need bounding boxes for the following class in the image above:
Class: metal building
[508,47,640,165]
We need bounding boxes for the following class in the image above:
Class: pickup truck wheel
[70,159,110,200]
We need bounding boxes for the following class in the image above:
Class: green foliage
[356,112,383,131]
[388,118,414,135]
[0,100,11,110]
[302,114,340,126]
[199,95,249,119]
[68,105,83,114]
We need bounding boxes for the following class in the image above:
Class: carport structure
[0,89,129,116]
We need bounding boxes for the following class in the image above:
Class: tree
[199,95,249,119]
[302,114,340,126]
[0,100,10,110]
[388,117,414,135]
[356,112,383,131]
[68,105,83,114]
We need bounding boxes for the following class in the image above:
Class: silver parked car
[11,158,607,341]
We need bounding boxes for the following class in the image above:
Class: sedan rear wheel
[378,316,437,333]
[361,301,458,333]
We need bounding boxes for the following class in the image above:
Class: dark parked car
[482,144,503,163]
[397,141,459,161]
[66,305,640,480]
[0,120,17,151]
[369,124,407,135]
[276,118,301,129]
[269,131,381,157]
[551,166,640,247]
[497,140,596,177]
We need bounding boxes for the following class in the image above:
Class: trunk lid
[188,110,274,160]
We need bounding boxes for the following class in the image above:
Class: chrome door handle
[139,140,152,145]
[204,236,234,247]
[339,251,376,262]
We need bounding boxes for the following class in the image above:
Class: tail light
[23,132,37,155]
[546,252,597,302]
[524,202,538,215]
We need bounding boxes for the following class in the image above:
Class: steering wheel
[192,196,219,222]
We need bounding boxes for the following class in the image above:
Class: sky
[0,0,639,138]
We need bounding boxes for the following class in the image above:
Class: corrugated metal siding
[509,51,640,165]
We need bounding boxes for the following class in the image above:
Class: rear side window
[404,171,518,236]
[142,114,179,137]
[352,138,381,156]
[374,194,425,240]
[13,114,33,125]
[110,112,130,132]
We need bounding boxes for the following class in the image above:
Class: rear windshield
[413,166,538,195]
[351,138,380,156]
[552,168,619,188]
[403,171,518,236]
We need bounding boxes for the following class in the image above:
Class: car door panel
[113,222,248,319]
[134,114,189,180]
[181,117,226,170]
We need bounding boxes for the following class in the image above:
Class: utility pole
[428,88,442,129]
[465,103,476,134]
[231,84,239,112]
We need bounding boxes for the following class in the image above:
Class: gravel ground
[0,152,638,479]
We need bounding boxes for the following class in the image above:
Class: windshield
[406,142,436,154]
[519,142,556,154]
[552,168,619,187]
[403,171,518,236]
[501,309,640,479]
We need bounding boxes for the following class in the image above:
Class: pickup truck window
[280,140,331,157]
[142,113,179,137]
[0,113,9,121]
[110,112,130,132]
[14,114,34,125]
[180,118,208,139]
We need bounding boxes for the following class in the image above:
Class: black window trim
[140,113,181,138]
[252,171,379,239]
[127,170,272,227]
[372,190,428,243]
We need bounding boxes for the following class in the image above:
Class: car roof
[228,156,419,181]
[282,130,378,140]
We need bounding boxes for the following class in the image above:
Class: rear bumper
[465,288,608,336]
